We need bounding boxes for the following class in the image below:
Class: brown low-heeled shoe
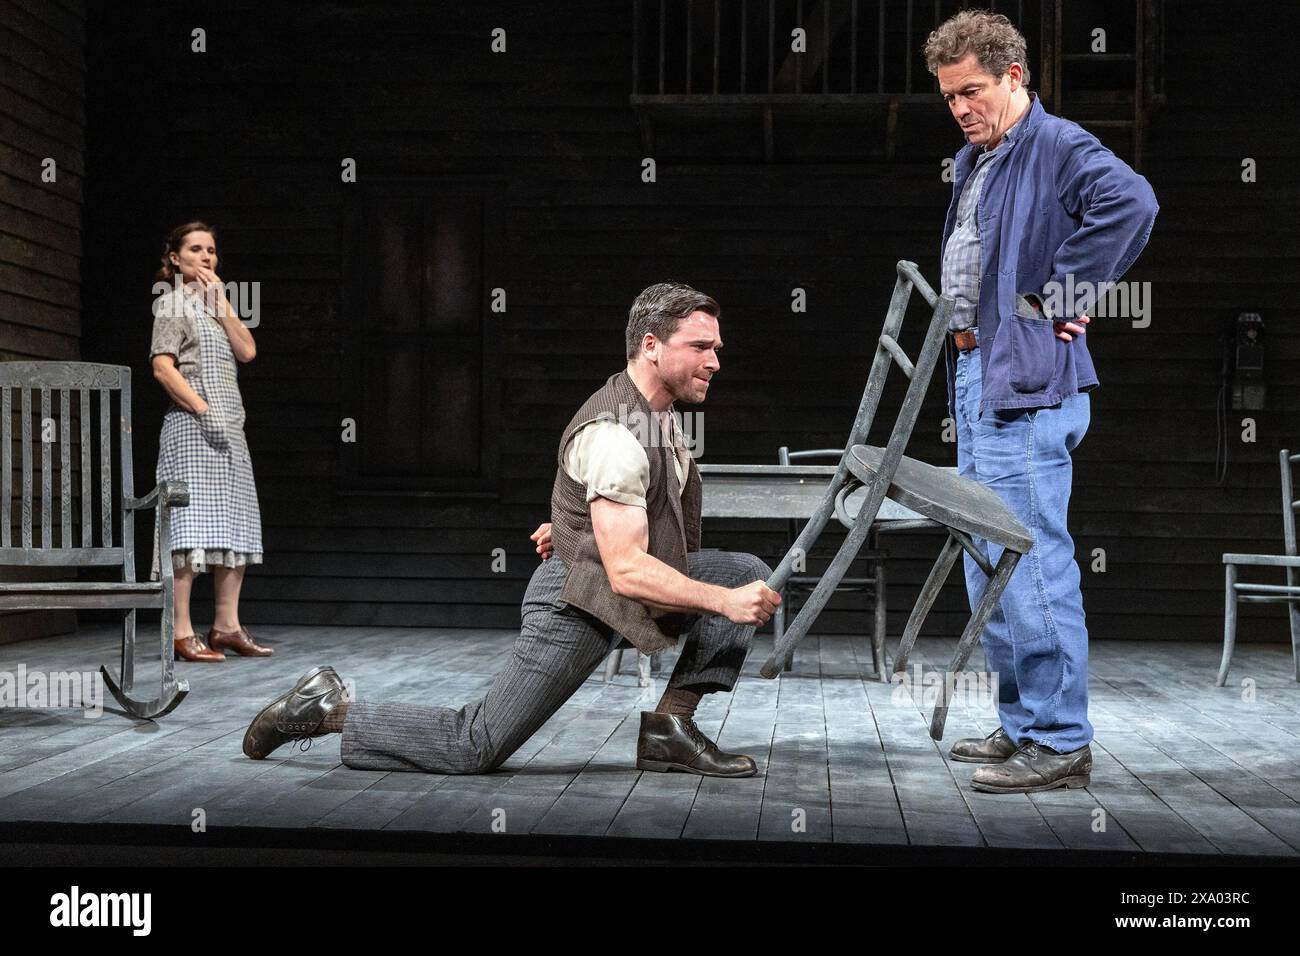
[208,626,274,657]
[174,634,226,662]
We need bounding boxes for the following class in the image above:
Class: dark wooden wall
[0,0,84,643]
[64,0,1297,645]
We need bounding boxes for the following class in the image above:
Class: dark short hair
[625,282,720,361]
[923,9,1031,87]
[155,220,217,283]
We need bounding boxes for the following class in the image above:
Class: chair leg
[894,534,962,679]
[774,588,795,672]
[1216,563,1238,687]
[100,664,188,720]
[603,648,623,682]
[120,609,137,694]
[929,547,1020,741]
[100,600,189,720]
[782,592,797,672]
[1287,566,1300,683]
[761,479,888,678]
[872,554,888,682]
[101,504,189,720]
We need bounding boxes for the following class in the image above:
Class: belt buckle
[953,329,978,353]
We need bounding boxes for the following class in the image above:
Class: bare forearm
[218,304,257,362]
[155,367,205,413]
[611,551,726,616]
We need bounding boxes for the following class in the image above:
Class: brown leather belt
[952,329,978,352]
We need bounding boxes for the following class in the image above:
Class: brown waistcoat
[549,370,702,654]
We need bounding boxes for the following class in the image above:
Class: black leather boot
[636,712,758,778]
[948,726,1019,763]
[242,666,346,759]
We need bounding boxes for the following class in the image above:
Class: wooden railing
[632,0,1031,100]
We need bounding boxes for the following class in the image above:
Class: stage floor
[0,624,1297,863]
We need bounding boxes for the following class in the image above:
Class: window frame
[337,175,503,498]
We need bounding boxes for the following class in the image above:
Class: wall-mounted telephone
[1227,312,1265,411]
[1216,312,1265,485]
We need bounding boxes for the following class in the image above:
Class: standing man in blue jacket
[923,10,1158,792]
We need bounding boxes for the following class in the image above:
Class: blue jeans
[954,335,1093,752]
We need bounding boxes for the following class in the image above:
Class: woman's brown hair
[154,220,218,283]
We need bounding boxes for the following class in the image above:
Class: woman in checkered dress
[149,221,271,663]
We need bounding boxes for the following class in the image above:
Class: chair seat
[848,445,1033,554]
[0,581,162,592]
[1222,553,1300,566]
[0,580,164,611]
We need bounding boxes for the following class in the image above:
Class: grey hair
[923,9,1031,87]
[625,281,720,361]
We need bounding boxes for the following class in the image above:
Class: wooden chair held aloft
[761,261,1033,740]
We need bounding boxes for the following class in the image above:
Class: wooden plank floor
[0,624,1297,858]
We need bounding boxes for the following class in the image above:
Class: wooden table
[698,462,948,679]
[698,463,940,523]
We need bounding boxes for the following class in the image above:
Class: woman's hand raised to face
[195,267,229,310]
[195,265,257,362]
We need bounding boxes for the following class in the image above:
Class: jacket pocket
[1007,295,1057,393]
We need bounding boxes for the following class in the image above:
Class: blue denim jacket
[941,92,1159,415]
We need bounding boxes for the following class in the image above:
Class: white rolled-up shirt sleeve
[563,419,651,508]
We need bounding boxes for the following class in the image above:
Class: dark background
[2,0,1296,645]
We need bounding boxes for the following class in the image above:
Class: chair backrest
[767,260,954,591]
[777,447,843,466]
[1282,449,1299,558]
[782,258,952,484]
[0,362,136,577]
[840,260,952,466]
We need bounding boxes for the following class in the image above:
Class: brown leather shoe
[208,626,274,657]
[636,712,758,778]
[948,726,1019,763]
[970,742,1093,794]
[174,634,226,662]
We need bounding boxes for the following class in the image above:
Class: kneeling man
[243,282,781,777]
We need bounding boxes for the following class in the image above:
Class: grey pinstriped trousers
[340,549,772,774]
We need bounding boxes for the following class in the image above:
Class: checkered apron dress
[151,293,263,577]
